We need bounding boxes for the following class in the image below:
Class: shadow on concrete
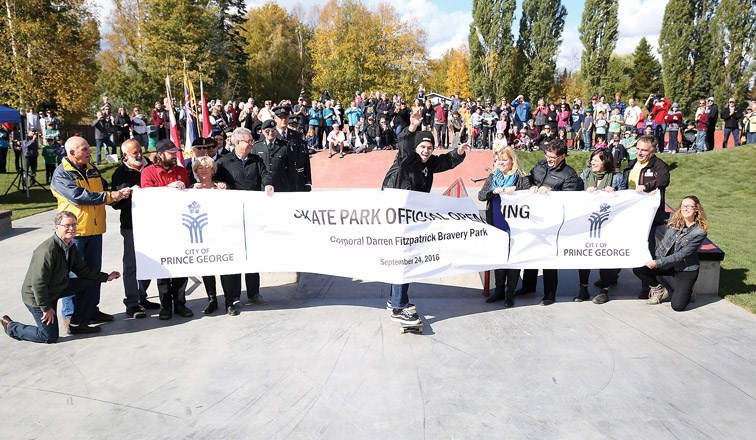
[0,227,38,240]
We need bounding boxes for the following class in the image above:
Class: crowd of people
[0,82,736,342]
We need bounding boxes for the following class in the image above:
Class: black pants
[492,269,520,301]
[218,273,260,304]
[45,163,55,183]
[705,127,715,151]
[578,268,620,285]
[521,269,558,300]
[633,266,698,311]
[157,277,188,309]
[0,148,7,173]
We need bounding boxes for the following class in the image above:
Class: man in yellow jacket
[50,136,131,333]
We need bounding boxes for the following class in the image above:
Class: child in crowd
[608,107,623,141]
[41,138,58,183]
[55,138,66,164]
[595,110,608,142]
[581,108,595,151]
[306,127,318,154]
[593,135,607,151]
[492,131,507,152]
[623,129,638,161]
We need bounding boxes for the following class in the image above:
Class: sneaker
[158,307,172,320]
[139,299,161,310]
[646,285,669,305]
[174,305,194,318]
[386,301,416,311]
[227,305,240,316]
[126,306,146,319]
[573,285,590,302]
[390,308,421,325]
[91,310,114,322]
[592,289,610,304]
[247,294,268,305]
[68,324,101,334]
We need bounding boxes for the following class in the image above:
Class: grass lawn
[1,144,755,313]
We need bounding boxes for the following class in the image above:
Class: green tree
[516,0,567,101]
[309,0,426,101]
[579,0,618,96]
[209,0,249,99]
[0,0,100,120]
[630,37,663,98]
[659,0,696,112]
[603,54,634,99]
[689,0,718,108]
[468,0,517,100]
[241,2,312,101]
[709,0,756,104]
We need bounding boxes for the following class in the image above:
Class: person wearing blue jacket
[510,94,532,130]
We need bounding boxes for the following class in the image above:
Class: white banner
[132,188,659,283]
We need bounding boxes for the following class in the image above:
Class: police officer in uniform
[253,119,295,192]
[272,105,312,192]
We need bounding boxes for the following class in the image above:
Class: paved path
[1,207,755,439]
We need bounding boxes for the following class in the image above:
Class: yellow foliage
[444,45,473,99]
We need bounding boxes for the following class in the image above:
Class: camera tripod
[2,157,46,198]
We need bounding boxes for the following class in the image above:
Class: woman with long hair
[574,149,627,304]
[633,196,709,311]
[477,147,531,307]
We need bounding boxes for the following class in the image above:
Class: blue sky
[97,0,668,70]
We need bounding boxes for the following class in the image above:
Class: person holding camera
[92,111,116,164]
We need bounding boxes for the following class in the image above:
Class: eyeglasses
[56,222,78,230]
[545,154,560,160]
[681,204,696,209]
[262,128,276,134]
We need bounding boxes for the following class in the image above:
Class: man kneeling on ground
[2,211,120,343]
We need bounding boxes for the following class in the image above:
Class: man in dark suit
[272,105,312,192]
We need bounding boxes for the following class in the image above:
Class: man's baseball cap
[156,139,180,153]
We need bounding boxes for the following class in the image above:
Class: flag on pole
[200,80,211,138]
[165,75,185,167]
[183,79,198,152]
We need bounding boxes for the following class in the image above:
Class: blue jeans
[667,130,679,152]
[747,132,756,144]
[582,132,593,151]
[696,131,707,152]
[394,124,404,138]
[722,127,739,148]
[7,304,59,344]
[121,228,151,307]
[389,283,410,309]
[95,138,115,164]
[61,235,103,319]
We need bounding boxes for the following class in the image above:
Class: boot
[573,285,590,302]
[203,297,218,315]
[592,288,609,304]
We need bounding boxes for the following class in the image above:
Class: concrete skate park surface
[2,198,756,439]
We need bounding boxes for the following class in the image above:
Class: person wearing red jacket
[648,95,671,152]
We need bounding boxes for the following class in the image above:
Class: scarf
[584,170,612,190]
[492,168,518,189]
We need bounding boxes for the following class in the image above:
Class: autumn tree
[444,45,473,99]
[209,0,249,99]
[579,0,618,96]
[468,0,517,100]
[516,0,567,101]
[0,0,100,120]
[309,0,426,101]
[241,2,312,101]
[630,37,663,98]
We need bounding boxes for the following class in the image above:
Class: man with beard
[273,105,311,192]
[111,139,161,318]
[140,140,193,320]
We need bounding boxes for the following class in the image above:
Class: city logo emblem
[182,201,208,244]
[588,203,611,239]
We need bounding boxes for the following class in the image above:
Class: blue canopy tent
[0,105,21,124]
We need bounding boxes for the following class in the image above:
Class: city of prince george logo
[182,201,208,244]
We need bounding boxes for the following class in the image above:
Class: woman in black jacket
[478,147,530,307]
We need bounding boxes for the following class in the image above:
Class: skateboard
[400,318,424,334]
